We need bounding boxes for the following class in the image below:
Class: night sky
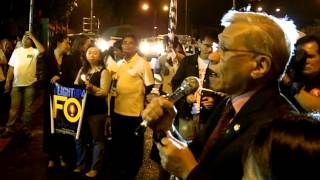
[0,0,319,38]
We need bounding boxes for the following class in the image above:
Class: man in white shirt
[1,31,45,138]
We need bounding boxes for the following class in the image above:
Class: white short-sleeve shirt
[8,47,40,87]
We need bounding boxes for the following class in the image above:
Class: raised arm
[26,31,45,55]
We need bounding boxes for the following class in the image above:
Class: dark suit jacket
[171,54,219,122]
[172,54,201,91]
[186,84,296,180]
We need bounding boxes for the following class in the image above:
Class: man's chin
[210,86,224,93]
[209,79,220,91]
[303,70,316,77]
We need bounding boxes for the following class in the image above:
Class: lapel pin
[233,124,240,131]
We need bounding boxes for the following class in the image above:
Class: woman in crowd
[74,46,111,178]
[1,39,14,60]
[104,40,124,113]
[63,35,92,85]
[0,41,8,116]
[0,39,13,116]
[43,33,74,169]
[243,113,320,180]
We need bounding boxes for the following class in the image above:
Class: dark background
[0,0,319,39]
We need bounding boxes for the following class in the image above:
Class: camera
[286,47,308,82]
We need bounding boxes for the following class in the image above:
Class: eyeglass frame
[218,45,272,59]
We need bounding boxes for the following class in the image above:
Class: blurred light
[154,26,158,29]
[212,42,218,52]
[208,43,221,63]
[139,39,165,57]
[154,42,165,54]
[275,8,281,12]
[245,4,251,12]
[139,41,150,55]
[309,112,320,121]
[257,7,263,12]
[163,5,169,11]
[95,38,115,52]
[80,74,86,81]
[142,3,149,11]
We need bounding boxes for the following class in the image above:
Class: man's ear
[250,55,271,79]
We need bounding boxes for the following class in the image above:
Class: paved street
[0,92,161,180]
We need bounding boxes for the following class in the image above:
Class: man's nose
[305,58,312,64]
[209,51,220,63]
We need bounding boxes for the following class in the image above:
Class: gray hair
[221,11,299,80]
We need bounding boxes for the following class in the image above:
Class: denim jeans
[6,84,35,130]
[75,114,106,170]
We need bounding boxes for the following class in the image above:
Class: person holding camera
[171,33,219,141]
[1,31,45,138]
[280,35,320,112]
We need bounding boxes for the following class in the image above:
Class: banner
[168,0,177,48]
[50,83,87,139]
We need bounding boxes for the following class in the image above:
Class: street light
[140,2,169,35]
[163,5,169,11]
[142,3,150,11]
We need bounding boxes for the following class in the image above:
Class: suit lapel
[205,85,277,158]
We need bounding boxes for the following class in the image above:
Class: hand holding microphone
[138,76,200,141]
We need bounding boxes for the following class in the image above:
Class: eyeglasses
[202,43,213,48]
[218,45,272,59]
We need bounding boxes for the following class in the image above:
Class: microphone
[135,76,200,137]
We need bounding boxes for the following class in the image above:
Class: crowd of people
[0,10,320,180]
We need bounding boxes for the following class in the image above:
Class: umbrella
[102,24,150,39]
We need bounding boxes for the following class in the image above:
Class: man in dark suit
[171,33,220,140]
[142,11,299,179]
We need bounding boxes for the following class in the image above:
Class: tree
[44,0,78,27]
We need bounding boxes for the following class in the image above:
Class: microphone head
[180,76,200,95]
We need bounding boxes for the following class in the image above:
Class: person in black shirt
[73,46,111,178]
